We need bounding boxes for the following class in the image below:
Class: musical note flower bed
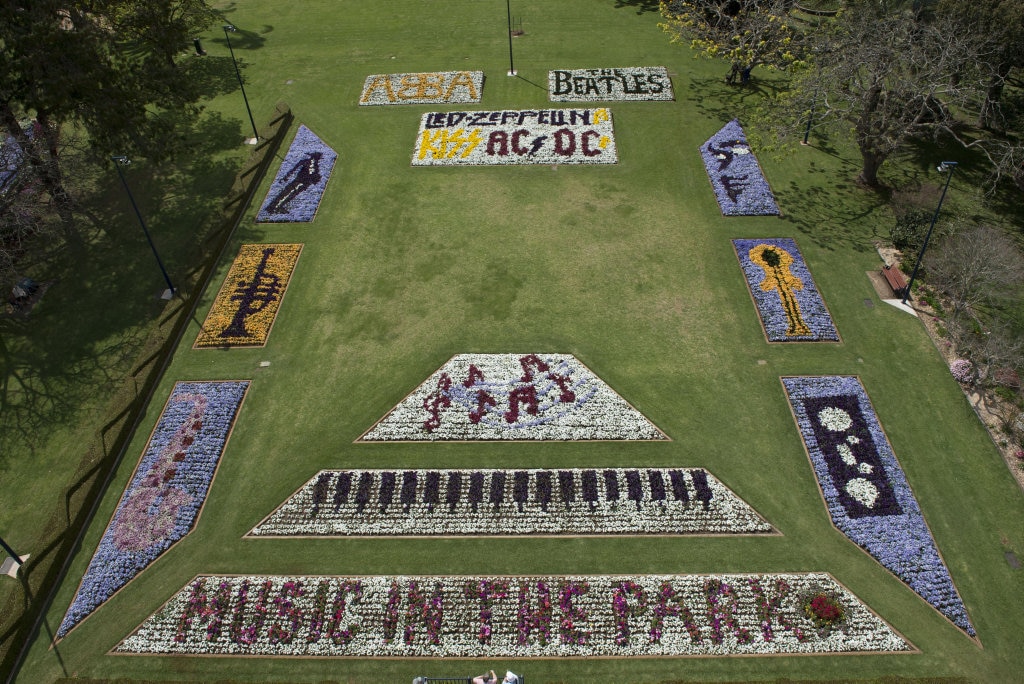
[247,467,774,536]
[57,381,249,639]
[782,376,975,637]
[700,119,779,216]
[256,125,337,223]
[194,243,302,348]
[114,572,911,657]
[359,354,666,441]
[733,238,839,342]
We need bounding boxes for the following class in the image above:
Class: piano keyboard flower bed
[782,376,976,637]
[247,467,774,536]
[256,125,337,223]
[359,354,666,441]
[114,573,911,657]
[733,238,839,342]
[700,119,779,216]
[194,244,302,348]
[57,381,250,639]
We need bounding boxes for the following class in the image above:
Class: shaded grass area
[8,1,1024,682]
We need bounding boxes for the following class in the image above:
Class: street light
[505,0,516,76]
[110,156,176,299]
[901,161,958,305]
[223,24,259,144]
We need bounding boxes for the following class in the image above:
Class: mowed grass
[14,1,1024,682]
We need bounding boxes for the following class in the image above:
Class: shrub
[950,359,975,383]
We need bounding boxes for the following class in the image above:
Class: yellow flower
[195,244,303,348]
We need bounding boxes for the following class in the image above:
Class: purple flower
[256,125,337,223]
[57,381,249,638]
[700,119,779,216]
[782,376,976,636]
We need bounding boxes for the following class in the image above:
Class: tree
[925,223,1024,324]
[0,1,217,241]
[659,0,803,84]
[937,0,1024,131]
[776,1,988,187]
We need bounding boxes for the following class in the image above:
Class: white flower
[818,407,853,432]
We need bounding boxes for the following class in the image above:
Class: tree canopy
[0,0,217,244]
[659,0,804,84]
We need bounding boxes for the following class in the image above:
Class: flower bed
[359,354,665,441]
[732,238,839,342]
[57,381,249,639]
[114,573,910,657]
[411,109,617,166]
[548,67,673,101]
[781,376,975,636]
[359,71,484,105]
[194,244,302,348]
[256,125,337,222]
[248,467,773,536]
[700,119,779,216]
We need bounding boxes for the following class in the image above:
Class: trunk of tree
[977,62,1012,130]
[858,148,886,188]
[726,63,741,84]
[1,104,81,248]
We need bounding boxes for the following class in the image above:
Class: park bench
[881,264,908,299]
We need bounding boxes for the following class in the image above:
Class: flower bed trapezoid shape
[358,354,666,441]
[247,467,774,536]
[114,572,913,657]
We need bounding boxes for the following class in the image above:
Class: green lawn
[9,1,1024,682]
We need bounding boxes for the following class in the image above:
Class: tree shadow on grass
[774,163,892,253]
[0,109,247,469]
[612,0,662,13]
[687,75,790,129]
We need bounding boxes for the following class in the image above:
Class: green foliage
[659,0,805,83]
[890,209,932,252]
[4,2,1024,683]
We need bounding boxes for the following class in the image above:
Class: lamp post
[505,0,516,76]
[801,86,819,146]
[901,161,958,305]
[111,156,176,299]
[223,24,259,143]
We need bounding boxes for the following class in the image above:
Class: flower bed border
[731,238,841,344]
[246,467,777,537]
[780,375,978,641]
[356,354,669,442]
[112,572,915,658]
[56,380,251,641]
[699,119,780,217]
[256,125,338,223]
[193,244,303,349]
